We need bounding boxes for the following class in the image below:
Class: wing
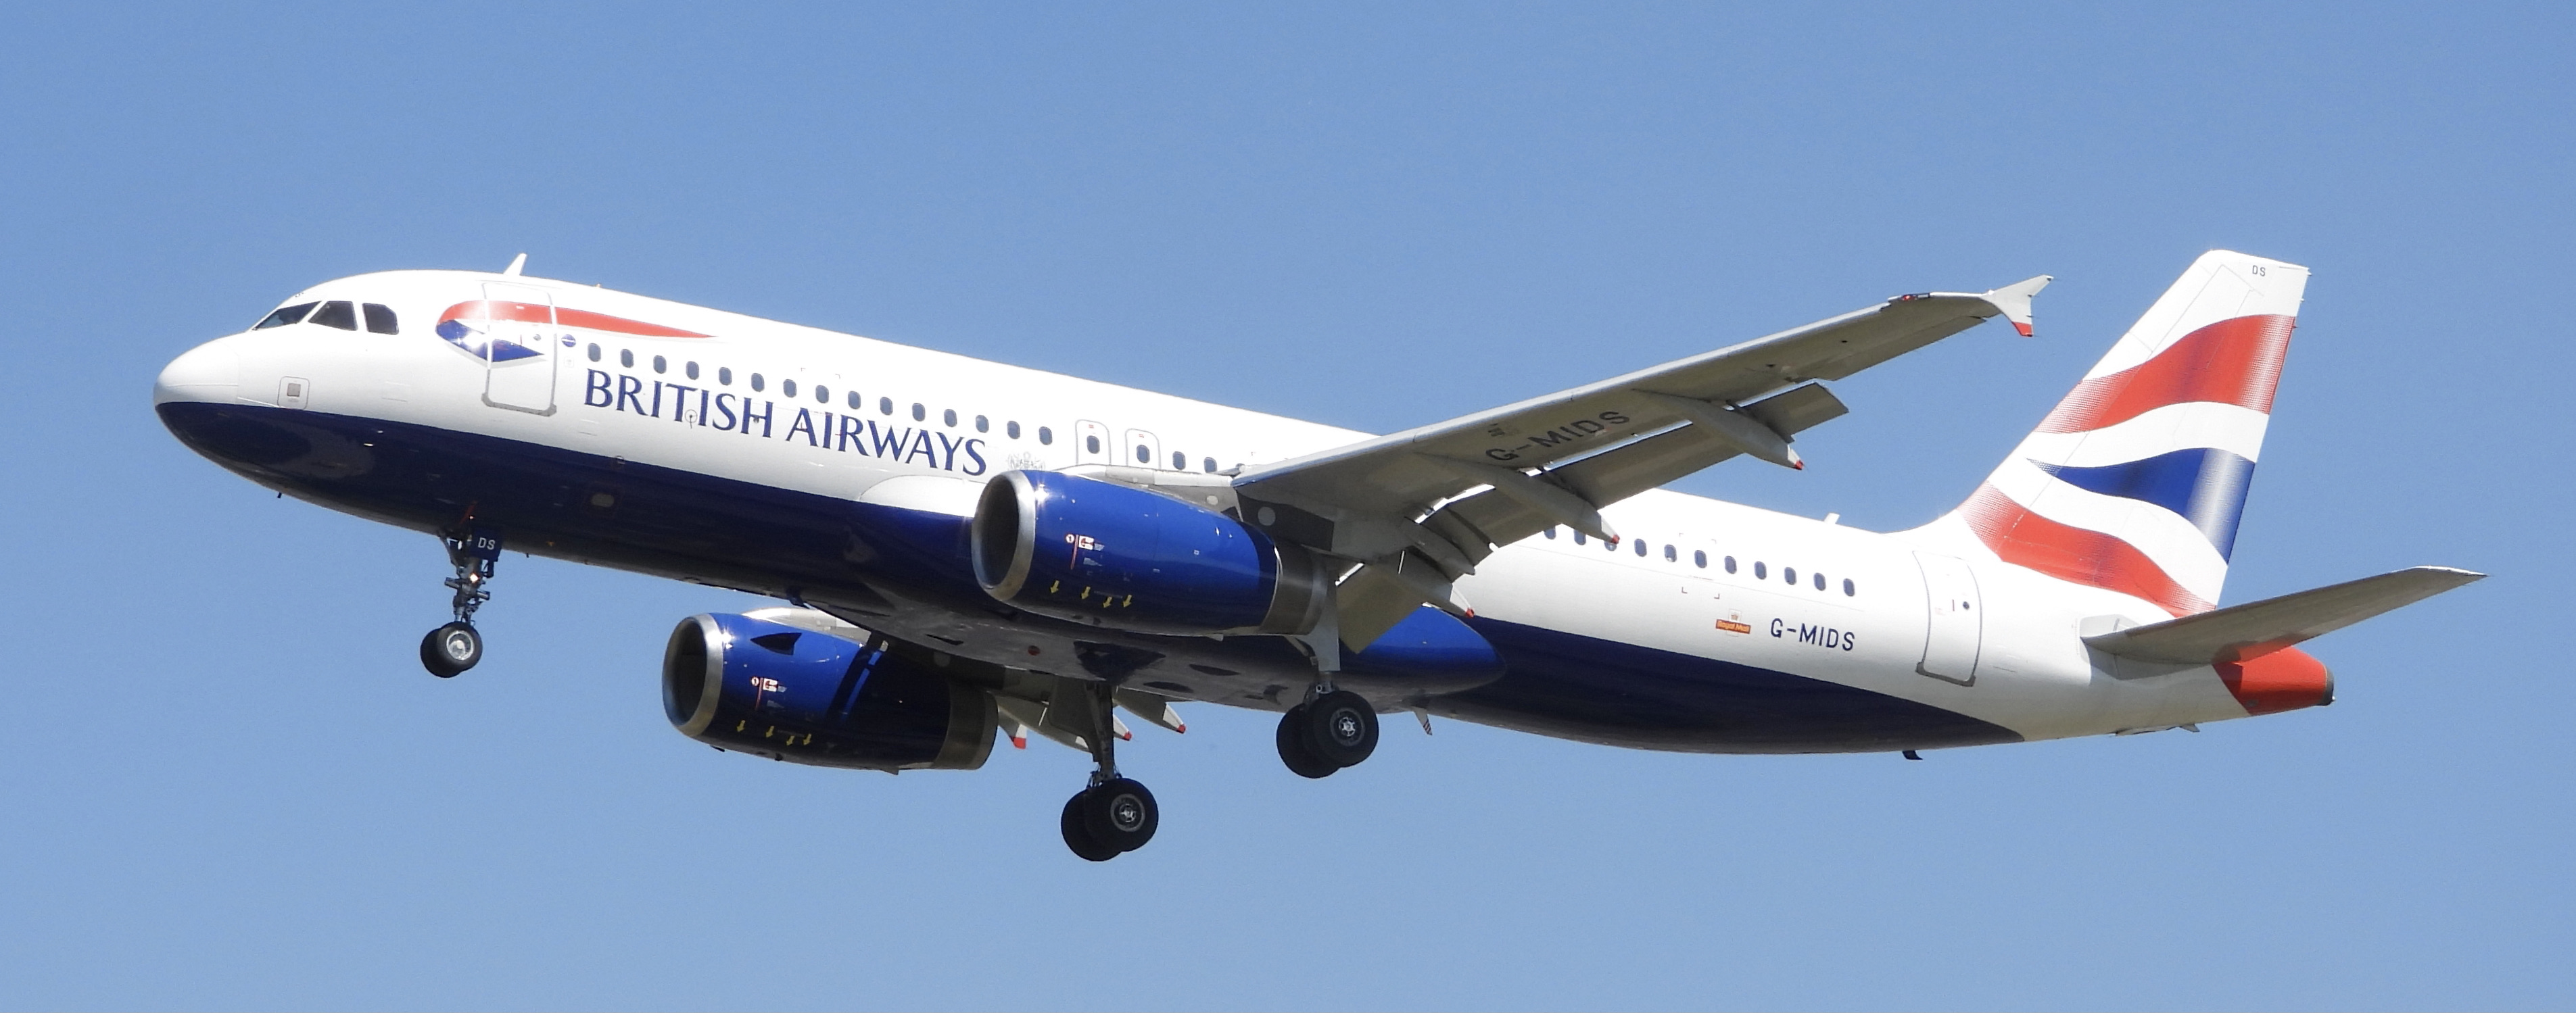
[2085,566,2485,666]
[1230,275,2052,649]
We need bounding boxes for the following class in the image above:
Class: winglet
[1982,275,2051,337]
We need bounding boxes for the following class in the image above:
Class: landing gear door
[1913,551,1982,685]
[478,282,558,415]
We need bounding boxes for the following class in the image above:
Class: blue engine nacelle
[972,470,1329,635]
[662,613,997,770]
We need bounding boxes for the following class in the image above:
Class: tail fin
[1942,250,2310,616]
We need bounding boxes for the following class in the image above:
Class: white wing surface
[1230,276,2053,649]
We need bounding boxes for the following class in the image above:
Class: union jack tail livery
[1949,250,2308,616]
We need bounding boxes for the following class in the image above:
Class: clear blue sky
[3,3,2567,1009]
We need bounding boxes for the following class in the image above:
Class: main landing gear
[421,527,502,678]
[1059,681,1160,861]
[1276,687,1380,779]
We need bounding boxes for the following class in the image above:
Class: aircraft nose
[155,338,241,405]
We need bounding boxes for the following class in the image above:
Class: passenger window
[847,391,861,410]
[1086,435,1102,453]
[1694,550,1707,568]
[362,303,399,334]
[1784,567,1797,585]
[1665,545,1677,562]
[687,362,700,380]
[815,385,829,403]
[943,409,957,427]
[1007,421,1022,439]
[976,415,990,433]
[719,367,733,386]
[1135,445,1151,464]
[1039,426,1053,445]
[621,349,635,368]
[1172,451,1186,470]
[1544,527,1557,539]
[309,301,358,330]
[1724,555,1737,573]
[880,397,892,415]
[782,379,796,397]
[1633,539,1648,557]
[1203,457,1216,472]
[1753,562,1766,579]
[751,374,765,392]
[1813,572,1826,590]
[1842,578,1856,597]
[587,343,600,362]
[653,355,667,374]
[1573,532,1586,545]
[1605,537,1618,552]
[255,302,318,328]
[911,403,926,422]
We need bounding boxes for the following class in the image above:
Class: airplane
[154,249,2481,860]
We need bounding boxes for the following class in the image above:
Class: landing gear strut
[421,527,502,678]
[1276,687,1379,778]
[1059,681,1160,861]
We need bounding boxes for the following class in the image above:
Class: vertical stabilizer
[1939,251,2309,616]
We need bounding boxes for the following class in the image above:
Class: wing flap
[1429,382,1848,558]
[2085,566,2484,665]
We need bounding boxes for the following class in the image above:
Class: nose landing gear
[421,527,502,678]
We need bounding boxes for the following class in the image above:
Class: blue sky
[3,3,2569,1009]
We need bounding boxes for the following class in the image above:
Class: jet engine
[972,470,1329,635]
[663,613,996,770]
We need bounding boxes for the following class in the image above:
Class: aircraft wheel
[1081,778,1159,853]
[1060,791,1121,862]
[1303,691,1380,768]
[1276,705,1339,779]
[420,622,481,678]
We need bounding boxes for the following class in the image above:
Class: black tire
[1275,706,1339,779]
[1060,792,1120,862]
[1080,778,1158,853]
[420,622,481,678]
[1303,690,1380,768]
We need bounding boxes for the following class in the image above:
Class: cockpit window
[308,301,358,330]
[255,302,318,329]
[362,303,398,335]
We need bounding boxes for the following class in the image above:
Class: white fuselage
[155,269,2277,751]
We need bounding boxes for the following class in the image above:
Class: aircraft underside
[159,399,2019,755]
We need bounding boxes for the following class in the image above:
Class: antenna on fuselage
[502,253,527,276]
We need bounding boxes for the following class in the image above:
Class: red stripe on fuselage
[437,301,710,338]
[1957,485,2212,617]
[2037,314,2295,433]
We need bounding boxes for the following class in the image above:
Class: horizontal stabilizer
[2084,566,2483,665]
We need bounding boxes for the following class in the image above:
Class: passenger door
[478,282,558,415]
[1913,551,1982,684]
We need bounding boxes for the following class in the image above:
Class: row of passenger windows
[256,300,399,335]
[1543,526,1857,596]
[588,342,1234,471]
